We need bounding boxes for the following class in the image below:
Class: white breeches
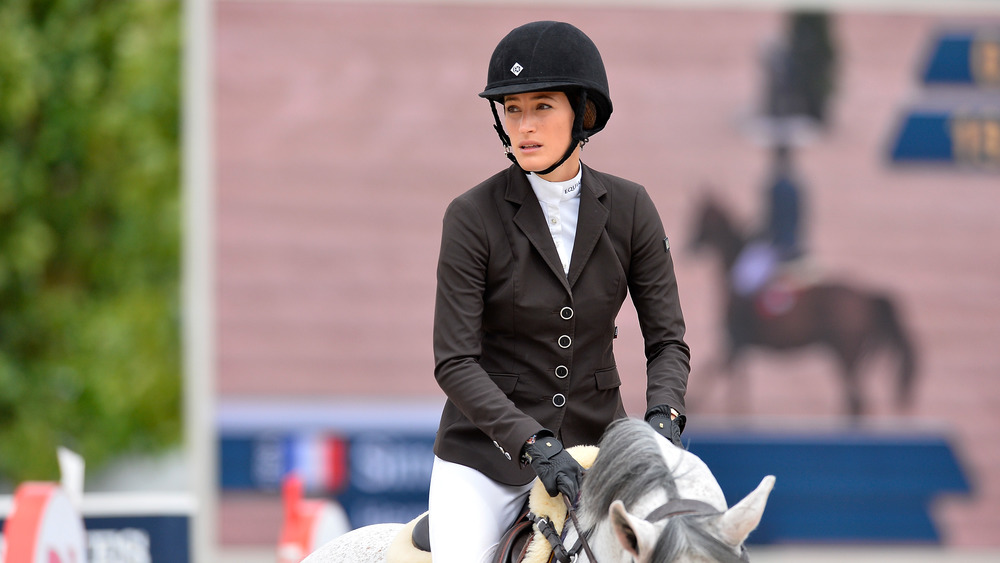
[427,456,534,563]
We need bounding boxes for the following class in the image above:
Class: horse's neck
[656,435,728,511]
[721,238,746,275]
[711,212,747,273]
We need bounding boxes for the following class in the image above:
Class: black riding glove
[646,405,685,447]
[521,431,584,501]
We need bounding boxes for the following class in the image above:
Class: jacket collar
[506,164,610,292]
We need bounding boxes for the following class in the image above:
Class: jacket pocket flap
[594,367,621,390]
[489,373,519,394]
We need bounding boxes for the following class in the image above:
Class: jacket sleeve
[627,187,691,416]
[433,196,543,456]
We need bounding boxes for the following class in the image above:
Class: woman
[429,20,691,563]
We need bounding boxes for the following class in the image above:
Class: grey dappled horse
[304,418,775,563]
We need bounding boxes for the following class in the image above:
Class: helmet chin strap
[488,101,521,169]
[487,91,590,176]
[535,138,580,176]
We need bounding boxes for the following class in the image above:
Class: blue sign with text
[218,422,970,543]
[921,31,1000,86]
[220,431,434,528]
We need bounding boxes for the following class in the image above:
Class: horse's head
[608,475,775,563]
[690,193,739,252]
[688,193,748,273]
[579,419,775,563]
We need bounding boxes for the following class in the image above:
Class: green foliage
[0,0,181,483]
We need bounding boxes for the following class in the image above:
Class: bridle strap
[646,499,751,563]
[556,497,727,563]
[645,498,721,522]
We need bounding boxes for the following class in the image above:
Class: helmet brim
[478,80,583,102]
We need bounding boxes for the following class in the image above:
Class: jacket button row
[552,393,566,408]
[560,306,574,320]
[492,440,511,461]
[554,365,569,379]
[558,335,572,349]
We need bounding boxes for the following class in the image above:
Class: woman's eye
[505,105,520,114]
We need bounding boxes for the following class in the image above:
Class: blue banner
[889,109,1000,166]
[686,429,971,543]
[921,31,1000,86]
[218,424,970,543]
[220,431,434,528]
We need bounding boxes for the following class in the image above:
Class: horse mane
[652,517,749,563]
[580,418,748,563]
[579,418,677,529]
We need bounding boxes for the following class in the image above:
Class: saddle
[386,446,599,563]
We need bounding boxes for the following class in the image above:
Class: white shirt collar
[526,167,583,205]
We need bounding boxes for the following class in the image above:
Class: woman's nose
[518,111,537,133]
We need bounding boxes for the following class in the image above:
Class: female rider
[428,20,691,563]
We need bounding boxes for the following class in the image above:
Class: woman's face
[503,91,579,181]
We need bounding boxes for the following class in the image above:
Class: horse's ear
[715,475,776,546]
[609,500,657,560]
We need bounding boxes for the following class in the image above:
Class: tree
[0,0,181,483]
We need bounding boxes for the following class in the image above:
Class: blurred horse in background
[689,194,917,418]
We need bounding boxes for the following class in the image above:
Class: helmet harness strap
[488,100,521,169]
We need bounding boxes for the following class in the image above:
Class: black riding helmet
[479,21,613,175]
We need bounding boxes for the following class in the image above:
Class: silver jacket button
[552,394,567,408]
[492,440,511,460]
[560,306,574,320]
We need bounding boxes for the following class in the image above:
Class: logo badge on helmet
[510,62,524,76]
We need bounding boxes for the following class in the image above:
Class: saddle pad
[385,445,599,563]
[523,445,599,563]
[386,513,432,563]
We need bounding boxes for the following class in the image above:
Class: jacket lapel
[507,169,573,294]
[568,165,609,288]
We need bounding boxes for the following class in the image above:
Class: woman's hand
[521,432,584,501]
[646,405,684,447]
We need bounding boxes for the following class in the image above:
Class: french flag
[284,433,349,494]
